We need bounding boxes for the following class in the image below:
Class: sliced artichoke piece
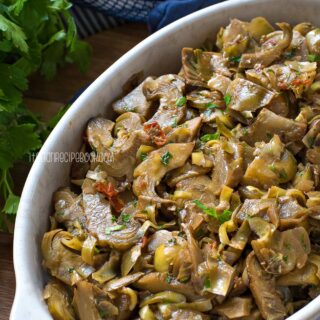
[210,139,245,194]
[133,142,194,202]
[216,296,252,319]
[240,22,292,68]
[143,74,186,129]
[219,19,250,58]
[227,78,275,114]
[246,252,287,320]
[42,230,94,286]
[248,17,274,41]
[306,28,320,55]
[242,135,297,189]
[86,117,114,153]
[241,108,306,146]
[134,272,199,300]
[104,272,144,291]
[43,280,76,320]
[140,291,186,307]
[251,224,310,275]
[277,262,319,286]
[112,77,154,117]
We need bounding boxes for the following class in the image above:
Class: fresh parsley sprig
[193,199,232,224]
[0,0,91,232]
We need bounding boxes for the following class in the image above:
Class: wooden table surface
[0,23,148,320]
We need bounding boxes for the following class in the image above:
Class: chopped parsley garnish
[68,267,75,273]
[168,238,177,245]
[99,309,107,318]
[268,164,277,173]
[300,234,308,251]
[204,278,211,288]
[203,102,219,117]
[105,224,125,235]
[200,132,220,142]
[176,96,187,107]
[283,255,288,263]
[206,102,219,109]
[268,165,288,180]
[308,54,320,62]
[224,94,232,106]
[132,199,138,207]
[193,200,232,223]
[121,214,131,223]
[172,117,178,128]
[111,215,117,223]
[219,210,233,223]
[166,274,174,283]
[278,169,288,180]
[308,136,315,147]
[140,152,148,161]
[228,56,241,63]
[283,50,296,59]
[161,151,173,166]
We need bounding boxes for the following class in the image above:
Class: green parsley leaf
[194,199,217,218]
[111,215,117,223]
[105,224,125,235]
[121,214,131,223]
[171,117,178,128]
[0,13,28,53]
[219,210,233,223]
[204,278,211,288]
[228,56,241,63]
[0,124,42,170]
[279,169,288,180]
[268,164,277,173]
[200,132,220,142]
[161,151,173,166]
[140,152,148,161]
[308,136,315,147]
[168,238,177,245]
[67,267,75,273]
[268,165,288,180]
[206,102,219,109]
[0,1,91,232]
[283,50,296,59]
[193,200,232,223]
[224,94,232,106]
[166,274,174,283]
[99,309,107,318]
[308,54,320,62]
[3,194,20,214]
[176,96,187,107]
[203,102,219,117]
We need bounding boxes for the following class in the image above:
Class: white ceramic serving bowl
[11,0,320,318]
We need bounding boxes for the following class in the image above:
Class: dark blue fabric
[72,0,225,34]
[148,0,224,32]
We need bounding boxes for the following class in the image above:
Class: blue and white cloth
[71,0,224,37]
